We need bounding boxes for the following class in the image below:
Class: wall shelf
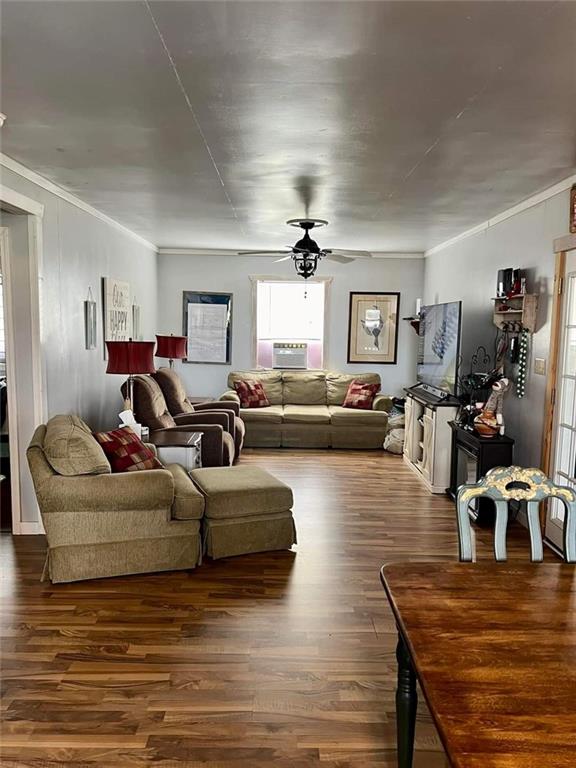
[492,294,538,332]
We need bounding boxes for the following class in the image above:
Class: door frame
[0,184,45,534]
[540,232,576,544]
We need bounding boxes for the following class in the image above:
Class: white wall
[158,254,424,398]
[1,166,158,525]
[423,189,569,468]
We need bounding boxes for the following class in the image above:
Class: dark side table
[446,421,514,527]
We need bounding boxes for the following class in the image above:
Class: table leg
[396,632,417,768]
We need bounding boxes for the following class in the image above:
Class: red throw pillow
[93,427,162,473]
[342,380,380,410]
[234,379,270,408]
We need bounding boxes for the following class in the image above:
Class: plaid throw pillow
[234,379,270,408]
[93,427,163,472]
[342,380,380,410]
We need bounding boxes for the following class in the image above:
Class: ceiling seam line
[143,0,245,236]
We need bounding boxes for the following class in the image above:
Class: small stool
[190,466,297,559]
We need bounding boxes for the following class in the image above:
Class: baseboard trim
[13,520,45,536]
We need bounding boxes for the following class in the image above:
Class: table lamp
[105,339,155,409]
[155,334,188,368]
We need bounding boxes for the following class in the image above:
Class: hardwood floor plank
[0,450,553,766]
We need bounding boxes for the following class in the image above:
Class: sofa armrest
[39,469,175,515]
[173,412,230,430]
[164,463,205,520]
[373,394,394,413]
[220,390,241,405]
[194,401,240,417]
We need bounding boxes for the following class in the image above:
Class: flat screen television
[417,301,462,396]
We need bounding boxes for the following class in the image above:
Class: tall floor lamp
[155,334,188,368]
[105,339,155,409]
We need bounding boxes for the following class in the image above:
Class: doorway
[546,251,576,549]
[0,187,45,534]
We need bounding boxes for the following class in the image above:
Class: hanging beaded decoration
[516,328,529,398]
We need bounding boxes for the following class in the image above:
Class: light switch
[534,358,546,375]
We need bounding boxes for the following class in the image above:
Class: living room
[1,2,576,766]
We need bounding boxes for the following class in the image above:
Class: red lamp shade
[105,340,156,375]
[155,334,188,361]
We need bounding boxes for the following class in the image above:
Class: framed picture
[570,183,576,234]
[347,292,400,364]
[183,291,232,364]
[102,277,132,355]
[84,288,97,350]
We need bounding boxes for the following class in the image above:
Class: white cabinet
[403,390,458,494]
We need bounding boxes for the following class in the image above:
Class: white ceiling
[1,1,575,252]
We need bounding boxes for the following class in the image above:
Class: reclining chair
[152,367,245,458]
[124,375,236,467]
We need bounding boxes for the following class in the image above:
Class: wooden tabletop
[381,562,576,768]
[148,430,201,448]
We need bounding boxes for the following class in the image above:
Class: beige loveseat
[221,371,393,449]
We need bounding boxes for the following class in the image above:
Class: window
[254,279,327,369]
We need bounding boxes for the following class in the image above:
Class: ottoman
[190,466,297,559]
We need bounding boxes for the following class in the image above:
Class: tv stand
[403,386,459,493]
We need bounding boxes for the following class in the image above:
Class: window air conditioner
[272,343,308,369]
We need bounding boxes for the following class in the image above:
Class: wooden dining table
[380,562,576,768]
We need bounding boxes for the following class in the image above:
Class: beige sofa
[221,370,393,449]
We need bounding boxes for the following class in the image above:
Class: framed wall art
[570,183,576,234]
[182,291,232,364]
[84,287,97,350]
[102,277,132,354]
[347,291,400,364]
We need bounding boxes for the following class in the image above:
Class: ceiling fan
[238,219,373,279]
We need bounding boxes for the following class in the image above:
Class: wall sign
[102,278,132,355]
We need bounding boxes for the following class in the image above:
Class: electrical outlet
[534,357,546,375]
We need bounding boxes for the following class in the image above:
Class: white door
[546,251,576,550]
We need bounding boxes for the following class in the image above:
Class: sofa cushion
[343,380,380,409]
[227,371,283,405]
[153,368,195,415]
[43,415,111,477]
[328,405,389,427]
[282,371,327,405]
[326,372,381,405]
[190,466,293,519]
[283,404,331,424]
[233,379,270,408]
[94,427,163,473]
[239,405,284,424]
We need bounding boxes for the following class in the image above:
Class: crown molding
[425,173,576,257]
[0,153,157,252]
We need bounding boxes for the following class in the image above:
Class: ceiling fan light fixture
[293,251,320,280]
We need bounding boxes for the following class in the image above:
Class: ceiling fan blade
[237,250,291,256]
[323,252,355,264]
[273,255,294,263]
[327,249,373,259]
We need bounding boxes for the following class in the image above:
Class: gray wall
[1,167,158,526]
[157,254,424,398]
[1,166,158,431]
[423,189,569,467]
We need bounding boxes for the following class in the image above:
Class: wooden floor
[0,450,556,767]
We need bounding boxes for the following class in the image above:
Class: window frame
[250,275,332,369]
